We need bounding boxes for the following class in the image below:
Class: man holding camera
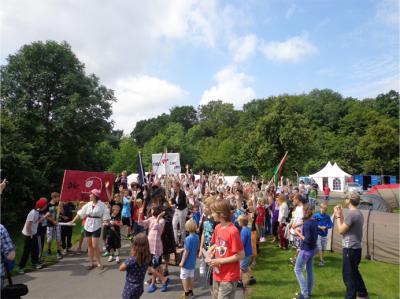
[334,192,369,299]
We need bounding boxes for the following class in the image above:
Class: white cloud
[343,74,399,99]
[200,66,255,108]
[113,76,188,133]
[375,0,399,26]
[285,4,297,19]
[260,35,317,62]
[0,0,233,83]
[229,34,258,63]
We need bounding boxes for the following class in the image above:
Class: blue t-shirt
[183,233,199,270]
[240,226,253,257]
[313,212,333,237]
[192,211,201,225]
[121,197,131,218]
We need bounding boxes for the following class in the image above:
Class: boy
[237,215,253,291]
[209,200,244,299]
[106,205,122,263]
[46,192,63,259]
[313,203,333,266]
[132,198,145,235]
[121,189,133,236]
[179,219,199,299]
[18,198,48,273]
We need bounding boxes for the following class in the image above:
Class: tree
[169,105,198,131]
[130,113,170,146]
[109,137,139,174]
[198,101,238,137]
[0,41,115,223]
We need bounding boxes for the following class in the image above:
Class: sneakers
[160,277,170,292]
[237,281,244,288]
[289,257,296,265]
[63,249,67,255]
[147,284,157,293]
[249,277,257,285]
[319,260,325,267]
[293,293,305,299]
[46,250,52,257]
[17,267,25,274]
[34,263,43,270]
[115,256,120,263]
[56,251,63,259]
[102,251,109,257]
[108,255,114,262]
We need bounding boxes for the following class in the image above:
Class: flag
[273,152,288,186]
[60,170,115,202]
[137,151,146,187]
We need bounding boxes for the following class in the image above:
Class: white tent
[309,162,352,192]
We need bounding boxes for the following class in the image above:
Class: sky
[1,0,399,133]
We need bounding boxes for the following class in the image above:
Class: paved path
[13,237,244,299]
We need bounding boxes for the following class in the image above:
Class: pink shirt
[138,217,165,256]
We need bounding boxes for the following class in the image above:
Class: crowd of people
[0,170,369,299]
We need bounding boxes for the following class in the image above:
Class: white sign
[152,153,181,175]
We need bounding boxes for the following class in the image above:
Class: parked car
[344,182,363,194]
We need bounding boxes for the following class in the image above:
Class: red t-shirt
[256,207,266,225]
[132,206,144,222]
[323,186,331,196]
[211,222,244,282]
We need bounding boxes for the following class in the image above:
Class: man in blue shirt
[313,203,333,266]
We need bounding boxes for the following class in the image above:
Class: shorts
[180,267,195,279]
[149,255,162,268]
[317,235,328,252]
[47,226,61,242]
[240,256,252,270]
[294,236,302,249]
[84,228,102,238]
[122,217,132,227]
[212,281,237,299]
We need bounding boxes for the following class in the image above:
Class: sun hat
[90,189,101,198]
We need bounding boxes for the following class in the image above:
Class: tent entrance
[363,176,371,190]
[322,177,328,187]
[382,175,391,184]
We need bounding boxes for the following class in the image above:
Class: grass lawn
[9,224,82,276]
[250,240,400,299]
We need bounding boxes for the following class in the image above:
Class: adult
[1,224,16,289]
[334,193,369,299]
[323,184,331,202]
[277,194,289,250]
[290,194,304,265]
[70,189,111,270]
[172,182,187,247]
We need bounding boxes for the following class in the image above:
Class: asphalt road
[13,237,244,299]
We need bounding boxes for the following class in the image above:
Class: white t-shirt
[22,209,40,236]
[290,205,304,234]
[77,201,110,232]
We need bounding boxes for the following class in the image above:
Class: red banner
[60,170,115,202]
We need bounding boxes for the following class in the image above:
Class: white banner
[152,153,181,175]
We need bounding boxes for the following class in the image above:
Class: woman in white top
[277,194,289,250]
[70,189,110,270]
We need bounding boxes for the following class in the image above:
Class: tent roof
[310,161,351,178]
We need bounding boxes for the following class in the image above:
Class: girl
[137,205,170,293]
[294,204,318,299]
[106,205,122,263]
[277,194,289,250]
[255,198,266,243]
[119,233,151,299]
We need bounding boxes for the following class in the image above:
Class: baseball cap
[35,198,48,209]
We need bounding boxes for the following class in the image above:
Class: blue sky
[1,0,399,133]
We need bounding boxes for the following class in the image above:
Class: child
[131,199,145,235]
[137,205,170,293]
[18,198,48,273]
[198,197,217,290]
[59,201,75,254]
[120,233,151,299]
[209,199,245,298]
[313,203,333,266]
[255,198,266,243]
[191,204,201,226]
[179,219,199,299]
[237,215,253,291]
[46,192,63,259]
[294,204,318,299]
[121,189,133,236]
[76,201,86,253]
[107,205,122,263]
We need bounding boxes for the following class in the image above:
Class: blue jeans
[294,249,315,298]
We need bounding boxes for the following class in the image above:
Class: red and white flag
[60,170,115,202]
